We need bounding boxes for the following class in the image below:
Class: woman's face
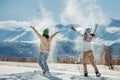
[85,28,91,33]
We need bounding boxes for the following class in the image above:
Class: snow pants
[38,52,49,72]
[83,50,98,73]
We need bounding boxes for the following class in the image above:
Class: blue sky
[0,0,40,21]
[0,0,120,24]
[98,0,120,19]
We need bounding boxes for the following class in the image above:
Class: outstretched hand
[56,31,60,33]
[95,23,98,27]
[30,26,35,30]
[55,31,61,34]
[71,26,76,31]
[93,23,99,34]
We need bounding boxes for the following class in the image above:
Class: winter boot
[46,70,49,73]
[84,72,88,77]
[43,70,46,75]
[46,70,50,74]
[95,71,101,77]
[111,66,114,70]
[110,64,114,70]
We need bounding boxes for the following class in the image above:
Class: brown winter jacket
[33,28,58,53]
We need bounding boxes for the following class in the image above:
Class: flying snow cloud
[35,4,55,27]
[0,3,57,42]
[61,0,106,28]
[0,0,116,43]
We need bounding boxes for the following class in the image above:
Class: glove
[95,23,98,27]
[91,34,95,37]
[71,26,76,31]
[55,31,60,34]
[57,31,61,33]
[30,26,35,30]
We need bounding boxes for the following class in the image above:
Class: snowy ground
[0,61,120,80]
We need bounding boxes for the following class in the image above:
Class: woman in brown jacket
[31,26,59,75]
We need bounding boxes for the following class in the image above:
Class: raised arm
[71,26,83,36]
[31,26,42,38]
[93,23,98,34]
[50,31,59,40]
[51,31,59,38]
[90,24,98,37]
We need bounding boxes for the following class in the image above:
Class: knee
[43,60,47,64]
[83,63,87,66]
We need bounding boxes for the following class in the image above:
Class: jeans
[38,52,49,72]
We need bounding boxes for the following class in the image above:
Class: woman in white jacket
[71,24,101,77]
[31,26,59,75]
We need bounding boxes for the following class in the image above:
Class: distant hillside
[0,42,39,58]
[0,18,120,62]
[111,43,120,58]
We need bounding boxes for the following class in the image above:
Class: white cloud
[106,27,120,33]
[0,20,31,31]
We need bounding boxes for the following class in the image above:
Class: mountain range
[0,18,120,61]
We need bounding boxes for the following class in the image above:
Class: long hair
[84,32,87,35]
[84,31,95,37]
[43,34,49,39]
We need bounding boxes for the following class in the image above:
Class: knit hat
[43,28,49,35]
[85,28,91,33]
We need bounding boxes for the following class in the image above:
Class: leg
[83,52,88,77]
[108,54,114,70]
[89,57,98,72]
[89,50,101,77]
[83,64,88,77]
[38,53,46,72]
[83,59,88,74]
[43,54,49,72]
[88,50,98,72]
